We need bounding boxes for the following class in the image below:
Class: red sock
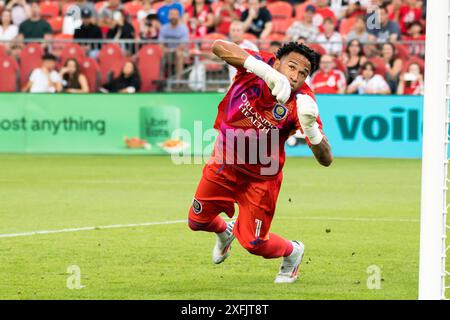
[188,216,227,233]
[249,233,293,259]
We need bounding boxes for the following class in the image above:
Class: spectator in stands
[397,62,424,95]
[18,1,52,40]
[345,15,369,43]
[314,0,337,32]
[100,60,141,93]
[404,21,425,57]
[367,4,401,43]
[60,58,90,93]
[228,20,258,81]
[22,53,62,93]
[390,0,423,35]
[184,0,214,38]
[347,61,390,94]
[106,10,135,55]
[268,40,282,55]
[381,42,403,93]
[315,17,343,56]
[158,0,184,25]
[285,4,319,43]
[240,0,272,39]
[341,39,367,84]
[158,8,189,83]
[137,0,156,22]
[140,13,160,40]
[340,0,367,19]
[73,0,97,18]
[310,54,347,94]
[0,9,18,43]
[74,8,103,58]
[214,0,243,35]
[5,0,30,26]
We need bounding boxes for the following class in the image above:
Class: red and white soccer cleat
[274,241,305,283]
[212,221,236,264]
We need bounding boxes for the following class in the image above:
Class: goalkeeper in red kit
[187,40,333,283]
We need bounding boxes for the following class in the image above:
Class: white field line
[0,216,419,239]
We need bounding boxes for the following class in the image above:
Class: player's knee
[243,239,266,257]
[188,219,207,231]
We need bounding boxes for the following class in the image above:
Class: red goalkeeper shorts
[188,162,283,251]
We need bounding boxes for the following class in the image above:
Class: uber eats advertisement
[0,93,423,158]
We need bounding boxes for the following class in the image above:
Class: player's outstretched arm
[212,40,291,104]
[297,94,333,167]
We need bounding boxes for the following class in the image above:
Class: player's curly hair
[276,42,320,75]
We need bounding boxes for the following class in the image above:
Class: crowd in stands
[0,0,426,95]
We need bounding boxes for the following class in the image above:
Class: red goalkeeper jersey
[211,49,324,180]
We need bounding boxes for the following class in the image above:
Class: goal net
[419,0,450,300]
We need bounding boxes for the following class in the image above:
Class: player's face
[274,52,311,92]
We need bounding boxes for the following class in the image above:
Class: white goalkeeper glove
[243,55,291,104]
[296,93,323,145]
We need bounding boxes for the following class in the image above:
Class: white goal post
[419,0,450,300]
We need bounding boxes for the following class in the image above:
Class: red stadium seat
[267,1,293,20]
[48,16,63,34]
[60,43,85,66]
[272,18,294,35]
[131,18,141,38]
[395,43,410,61]
[334,57,347,73]
[50,33,73,58]
[339,17,356,36]
[19,43,44,87]
[95,1,108,13]
[242,33,258,44]
[259,33,285,51]
[402,56,425,74]
[124,1,143,18]
[98,43,125,84]
[152,1,166,12]
[308,43,327,56]
[81,57,101,92]
[199,33,227,72]
[0,55,19,92]
[0,44,7,58]
[137,44,163,92]
[40,1,60,19]
[369,57,388,76]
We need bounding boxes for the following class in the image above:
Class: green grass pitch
[0,155,424,299]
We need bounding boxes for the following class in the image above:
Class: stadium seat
[98,43,125,84]
[369,57,388,76]
[200,33,227,72]
[295,0,313,21]
[402,56,425,74]
[50,33,73,58]
[242,33,258,44]
[272,18,294,35]
[259,33,285,51]
[339,17,356,36]
[334,57,347,73]
[267,1,294,20]
[0,44,7,58]
[308,43,327,56]
[0,55,19,92]
[131,18,141,38]
[60,43,85,66]
[81,57,101,92]
[95,1,108,13]
[19,43,44,87]
[395,43,410,61]
[48,16,64,34]
[124,1,143,18]
[137,44,163,92]
[39,1,60,19]
[62,2,76,16]
[152,1,166,12]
